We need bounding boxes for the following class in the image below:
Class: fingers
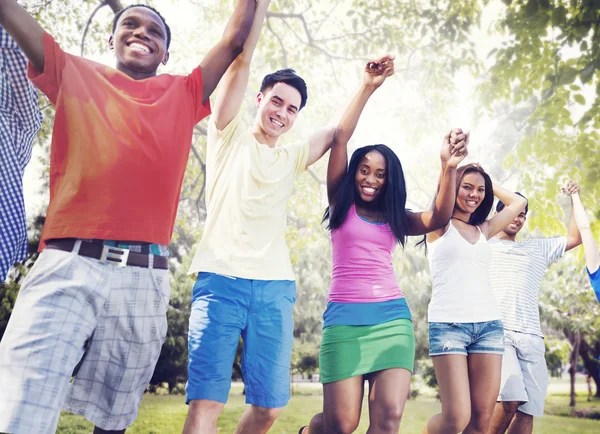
[366,55,395,74]
[561,179,579,195]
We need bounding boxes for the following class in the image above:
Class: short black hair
[496,192,528,214]
[112,4,171,49]
[260,69,308,110]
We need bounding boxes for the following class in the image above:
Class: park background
[1,0,600,432]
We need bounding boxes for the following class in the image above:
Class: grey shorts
[0,247,170,433]
[498,329,548,417]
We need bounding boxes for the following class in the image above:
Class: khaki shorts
[498,329,548,417]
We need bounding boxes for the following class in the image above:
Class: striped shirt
[0,28,42,280]
[489,236,566,337]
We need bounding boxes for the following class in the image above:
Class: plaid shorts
[0,246,170,433]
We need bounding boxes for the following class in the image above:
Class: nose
[133,26,150,40]
[366,174,377,185]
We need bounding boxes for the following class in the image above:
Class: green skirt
[319,318,415,384]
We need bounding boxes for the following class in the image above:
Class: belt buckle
[100,245,130,267]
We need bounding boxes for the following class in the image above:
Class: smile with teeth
[361,186,378,196]
[270,118,284,128]
[465,200,479,207]
[129,42,151,53]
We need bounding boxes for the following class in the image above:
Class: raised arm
[326,56,394,205]
[562,181,584,252]
[480,184,528,239]
[0,0,46,72]
[567,185,598,271]
[199,0,259,107]
[412,130,468,236]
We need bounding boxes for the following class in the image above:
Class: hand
[441,128,469,168]
[561,179,579,196]
[364,55,395,89]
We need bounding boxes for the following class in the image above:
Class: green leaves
[551,6,567,26]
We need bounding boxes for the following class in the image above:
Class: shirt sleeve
[0,27,42,153]
[537,236,567,266]
[588,266,600,303]
[26,32,67,105]
[289,141,310,175]
[185,66,211,123]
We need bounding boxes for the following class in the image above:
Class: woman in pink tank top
[423,164,527,434]
[300,57,469,434]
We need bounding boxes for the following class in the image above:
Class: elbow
[515,196,528,211]
[223,30,246,59]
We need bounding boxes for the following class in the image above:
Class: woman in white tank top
[423,163,527,434]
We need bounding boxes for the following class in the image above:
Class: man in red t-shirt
[0,1,258,433]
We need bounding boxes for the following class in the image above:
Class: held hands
[441,128,469,168]
[561,179,580,196]
[364,55,395,89]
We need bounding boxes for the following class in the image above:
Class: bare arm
[199,0,259,106]
[413,130,468,236]
[562,181,583,251]
[210,0,269,129]
[480,184,528,239]
[0,0,45,72]
[570,190,599,272]
[326,56,394,205]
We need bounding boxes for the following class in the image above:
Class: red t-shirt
[28,33,210,249]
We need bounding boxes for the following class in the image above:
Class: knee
[470,407,495,432]
[442,409,471,433]
[184,400,224,433]
[251,406,283,426]
[501,401,521,415]
[371,403,404,433]
[326,414,360,434]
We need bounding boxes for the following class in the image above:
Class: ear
[256,92,263,108]
[108,35,114,50]
[162,51,170,66]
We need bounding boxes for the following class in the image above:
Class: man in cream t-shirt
[487,186,582,434]
[182,2,335,433]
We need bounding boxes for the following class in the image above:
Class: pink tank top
[328,204,404,303]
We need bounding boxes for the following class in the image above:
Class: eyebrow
[121,14,165,34]
[272,95,299,112]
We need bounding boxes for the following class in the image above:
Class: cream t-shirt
[188,114,309,280]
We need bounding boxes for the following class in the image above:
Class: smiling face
[503,210,527,235]
[355,150,387,203]
[456,172,486,213]
[109,7,169,79]
[255,82,301,140]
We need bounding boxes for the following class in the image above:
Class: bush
[172,382,186,395]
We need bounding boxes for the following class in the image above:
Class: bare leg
[423,355,471,434]
[463,354,503,434]
[366,368,412,434]
[306,376,364,434]
[506,411,533,434]
[234,405,283,434]
[487,401,521,434]
[182,399,225,434]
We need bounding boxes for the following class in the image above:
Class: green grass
[57,380,600,433]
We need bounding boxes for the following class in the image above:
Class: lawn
[57,379,600,433]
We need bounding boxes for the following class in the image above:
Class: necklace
[452,216,471,225]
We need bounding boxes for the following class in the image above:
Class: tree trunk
[105,0,124,13]
[569,331,581,407]
[579,338,600,398]
[233,362,245,395]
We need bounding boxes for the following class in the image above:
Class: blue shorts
[186,272,296,408]
[428,320,505,356]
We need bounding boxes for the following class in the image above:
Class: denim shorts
[187,272,296,409]
[428,320,505,356]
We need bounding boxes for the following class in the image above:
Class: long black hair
[323,144,410,247]
[454,163,494,225]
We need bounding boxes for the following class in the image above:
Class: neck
[452,209,472,224]
[116,64,157,81]
[252,124,278,148]
[496,231,516,242]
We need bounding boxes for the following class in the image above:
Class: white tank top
[427,222,501,323]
